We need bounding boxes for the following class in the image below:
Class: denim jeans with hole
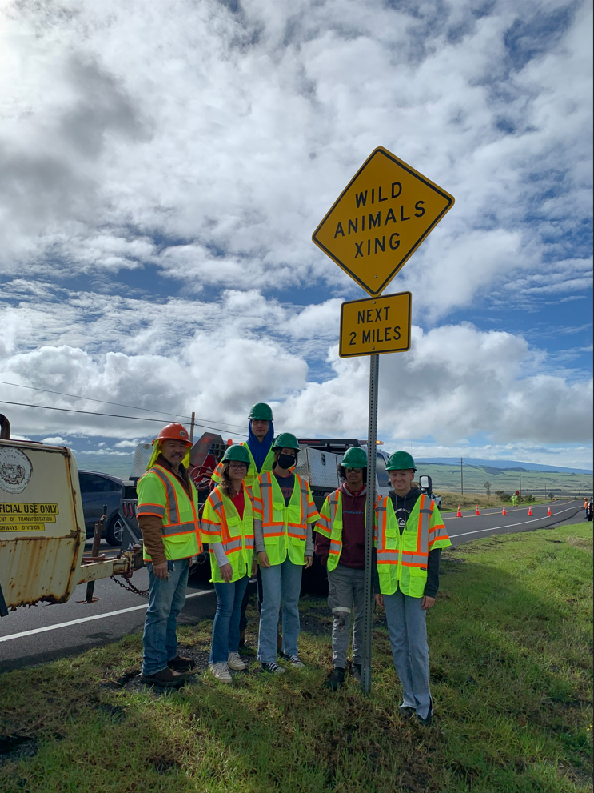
[257,558,303,663]
[142,559,189,676]
[210,575,249,664]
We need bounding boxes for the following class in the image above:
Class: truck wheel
[107,515,125,547]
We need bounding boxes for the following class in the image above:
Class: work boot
[228,652,247,671]
[141,667,187,688]
[168,655,196,672]
[209,662,232,683]
[350,663,362,683]
[325,667,346,690]
[399,705,416,719]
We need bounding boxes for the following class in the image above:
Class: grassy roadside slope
[0,524,592,793]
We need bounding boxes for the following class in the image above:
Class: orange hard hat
[157,423,192,446]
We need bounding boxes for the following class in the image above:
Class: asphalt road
[0,499,587,673]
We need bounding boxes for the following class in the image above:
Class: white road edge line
[504,523,521,527]
[0,588,215,644]
[449,534,458,538]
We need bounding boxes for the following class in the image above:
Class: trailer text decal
[0,503,58,531]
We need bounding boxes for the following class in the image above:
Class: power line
[0,380,245,431]
[0,399,248,438]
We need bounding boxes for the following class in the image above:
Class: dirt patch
[565,535,593,551]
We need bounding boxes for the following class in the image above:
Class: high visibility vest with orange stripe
[252,472,319,566]
[374,494,451,597]
[211,443,275,489]
[200,484,255,584]
[137,464,202,562]
[316,489,378,572]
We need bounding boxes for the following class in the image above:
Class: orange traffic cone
[528,506,532,516]
[456,505,462,517]
[475,505,480,515]
[502,506,507,516]
[547,506,552,516]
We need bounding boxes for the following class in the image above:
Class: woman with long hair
[201,445,256,682]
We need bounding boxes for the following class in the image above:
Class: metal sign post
[361,353,379,695]
[312,145,455,697]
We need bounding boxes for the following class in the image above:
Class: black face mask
[277,453,296,470]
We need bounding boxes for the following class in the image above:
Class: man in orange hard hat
[137,423,203,687]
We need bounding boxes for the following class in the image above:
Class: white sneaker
[228,652,246,671]
[209,662,232,683]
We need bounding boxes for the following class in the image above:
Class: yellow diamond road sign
[313,146,454,296]
[339,292,412,358]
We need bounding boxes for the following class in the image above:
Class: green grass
[1,524,592,793]
[417,463,592,500]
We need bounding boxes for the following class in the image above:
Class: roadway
[0,499,587,673]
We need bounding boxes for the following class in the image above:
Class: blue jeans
[258,558,303,663]
[210,575,249,664]
[142,559,189,676]
[383,589,431,719]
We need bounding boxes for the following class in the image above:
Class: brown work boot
[141,667,188,687]
[167,655,196,672]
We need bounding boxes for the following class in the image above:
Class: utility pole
[190,411,195,443]
[460,457,464,495]
[519,473,522,498]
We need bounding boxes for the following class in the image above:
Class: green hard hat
[223,444,251,465]
[341,447,368,468]
[273,432,300,451]
[248,402,273,421]
[386,451,417,471]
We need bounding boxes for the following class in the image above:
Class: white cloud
[1,295,591,450]
[0,0,590,314]
[0,1,590,465]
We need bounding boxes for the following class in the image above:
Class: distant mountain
[415,457,593,475]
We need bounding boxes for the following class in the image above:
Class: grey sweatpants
[327,565,366,669]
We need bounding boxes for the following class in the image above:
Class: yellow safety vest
[211,442,275,489]
[137,464,202,561]
[316,488,376,572]
[200,484,254,584]
[374,494,451,597]
[253,471,319,566]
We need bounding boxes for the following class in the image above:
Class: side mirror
[419,474,432,493]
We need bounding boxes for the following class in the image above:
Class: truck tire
[106,514,126,547]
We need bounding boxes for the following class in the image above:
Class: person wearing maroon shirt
[315,447,369,689]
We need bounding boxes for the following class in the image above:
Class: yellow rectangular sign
[339,292,412,358]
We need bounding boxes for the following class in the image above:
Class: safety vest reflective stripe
[161,521,201,536]
[136,503,166,518]
[429,523,449,546]
[416,499,431,556]
[329,539,341,556]
[377,550,399,563]
[149,467,180,525]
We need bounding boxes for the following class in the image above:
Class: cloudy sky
[0,0,592,470]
